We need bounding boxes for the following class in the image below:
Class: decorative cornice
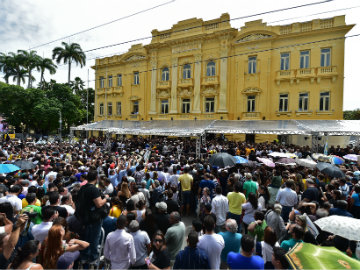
[242,87,262,94]
[235,33,273,43]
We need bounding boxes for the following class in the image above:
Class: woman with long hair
[145,231,170,270]
[40,224,89,269]
[9,240,43,269]
[118,182,131,206]
[258,185,270,209]
[258,227,279,269]
[242,192,261,233]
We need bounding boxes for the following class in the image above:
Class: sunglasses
[154,239,163,243]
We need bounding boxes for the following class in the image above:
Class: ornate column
[169,57,178,114]
[149,51,157,114]
[193,54,202,113]
[218,37,229,113]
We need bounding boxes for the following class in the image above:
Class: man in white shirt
[211,186,229,232]
[129,220,151,268]
[276,180,298,222]
[104,215,136,269]
[197,215,225,270]
[31,206,58,243]
[0,184,22,214]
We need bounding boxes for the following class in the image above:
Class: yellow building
[93,14,353,125]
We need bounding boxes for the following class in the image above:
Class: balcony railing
[297,68,315,78]
[157,80,171,89]
[202,76,219,85]
[242,112,260,118]
[178,78,193,87]
[318,66,337,75]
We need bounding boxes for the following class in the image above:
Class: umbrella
[316,162,345,178]
[314,215,360,241]
[312,153,331,163]
[275,158,297,166]
[286,242,360,270]
[256,157,275,168]
[343,154,359,162]
[268,152,296,158]
[295,157,317,169]
[330,155,345,165]
[209,152,237,168]
[242,160,259,168]
[13,160,36,170]
[0,164,21,174]
[233,156,249,164]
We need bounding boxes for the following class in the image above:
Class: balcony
[157,80,171,89]
[276,70,296,85]
[242,112,261,119]
[202,76,219,86]
[178,78,193,88]
[317,66,338,82]
[97,88,105,96]
[110,86,124,96]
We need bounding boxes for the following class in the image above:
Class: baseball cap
[110,163,115,169]
[57,251,80,269]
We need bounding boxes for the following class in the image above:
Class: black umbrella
[209,152,237,168]
[13,160,36,170]
[316,162,345,178]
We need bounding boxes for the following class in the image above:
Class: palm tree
[0,52,15,84]
[69,76,85,94]
[8,52,27,86]
[18,50,42,88]
[11,69,28,86]
[38,57,57,83]
[52,42,86,83]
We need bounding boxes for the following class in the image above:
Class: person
[218,219,242,268]
[48,191,68,218]
[154,202,170,234]
[248,211,268,242]
[280,224,304,252]
[258,227,278,269]
[74,170,108,263]
[294,214,317,244]
[271,247,290,269]
[31,206,58,243]
[129,220,151,269]
[165,189,179,214]
[41,224,89,269]
[145,231,170,270]
[197,215,225,270]
[227,182,246,233]
[104,215,136,269]
[108,196,122,218]
[173,231,210,269]
[140,209,159,242]
[227,234,264,270]
[164,211,185,260]
[301,179,319,202]
[211,186,229,232]
[0,184,22,214]
[242,192,261,233]
[243,173,258,199]
[276,180,298,222]
[9,240,43,269]
[57,251,81,269]
[0,214,28,269]
[21,192,42,224]
[329,200,353,217]
[351,184,360,219]
[265,204,286,242]
[178,167,193,216]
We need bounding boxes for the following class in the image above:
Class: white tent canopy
[71,120,360,137]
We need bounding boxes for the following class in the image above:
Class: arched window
[183,64,191,79]
[206,61,216,76]
[162,67,169,81]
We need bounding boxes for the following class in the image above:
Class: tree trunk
[28,69,32,89]
[17,76,20,86]
[68,61,71,84]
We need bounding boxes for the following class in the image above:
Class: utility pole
[59,110,62,142]
[87,69,89,125]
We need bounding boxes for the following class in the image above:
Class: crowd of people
[0,135,359,269]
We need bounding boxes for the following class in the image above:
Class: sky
[0,0,359,110]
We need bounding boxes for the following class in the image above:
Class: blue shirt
[218,231,242,262]
[280,238,303,252]
[352,193,360,207]
[329,208,353,217]
[227,252,264,270]
[173,246,210,269]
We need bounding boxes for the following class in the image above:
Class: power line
[88,33,360,84]
[84,0,334,53]
[28,0,176,50]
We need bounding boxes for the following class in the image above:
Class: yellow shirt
[178,173,193,191]
[22,198,42,208]
[227,191,246,215]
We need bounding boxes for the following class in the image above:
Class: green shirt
[21,205,42,224]
[243,180,258,199]
[249,220,267,241]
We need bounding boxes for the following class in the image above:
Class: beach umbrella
[257,157,275,168]
[330,155,345,165]
[316,162,345,178]
[314,215,360,241]
[209,152,237,168]
[13,160,36,170]
[286,242,360,270]
[295,157,317,169]
[275,158,297,166]
[343,154,359,162]
[233,156,249,164]
[0,164,21,174]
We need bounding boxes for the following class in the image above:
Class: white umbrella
[314,215,360,241]
[295,157,317,169]
[343,154,359,162]
[268,152,296,158]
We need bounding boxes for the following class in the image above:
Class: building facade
[93,14,353,124]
